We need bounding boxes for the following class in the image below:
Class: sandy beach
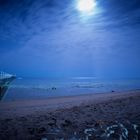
[0,90,140,140]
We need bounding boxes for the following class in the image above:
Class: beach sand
[0,90,140,140]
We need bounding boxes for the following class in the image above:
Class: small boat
[0,71,16,100]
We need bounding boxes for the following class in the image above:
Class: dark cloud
[0,0,74,45]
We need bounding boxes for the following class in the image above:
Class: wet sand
[0,90,140,140]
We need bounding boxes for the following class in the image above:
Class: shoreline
[0,89,140,139]
[0,89,140,111]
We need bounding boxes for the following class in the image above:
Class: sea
[3,77,140,101]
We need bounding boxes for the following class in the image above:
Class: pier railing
[0,71,14,79]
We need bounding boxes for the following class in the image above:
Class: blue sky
[0,0,140,78]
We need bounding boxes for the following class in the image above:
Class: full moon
[77,0,96,14]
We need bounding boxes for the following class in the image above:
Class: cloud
[0,0,140,77]
[0,0,139,45]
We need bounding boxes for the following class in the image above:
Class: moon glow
[77,0,96,14]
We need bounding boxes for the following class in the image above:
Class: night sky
[0,0,140,78]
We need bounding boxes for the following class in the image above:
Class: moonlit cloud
[0,0,140,77]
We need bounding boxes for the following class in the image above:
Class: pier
[0,72,16,100]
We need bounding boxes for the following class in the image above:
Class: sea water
[4,77,140,101]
